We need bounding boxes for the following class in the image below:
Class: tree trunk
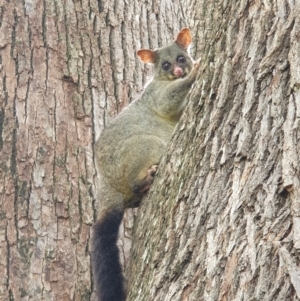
[0,0,187,300]
[127,1,300,301]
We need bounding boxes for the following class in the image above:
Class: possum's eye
[162,62,171,71]
[177,55,186,63]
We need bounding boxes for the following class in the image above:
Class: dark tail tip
[92,209,125,301]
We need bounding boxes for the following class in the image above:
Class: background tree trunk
[127,1,300,301]
[0,0,186,300]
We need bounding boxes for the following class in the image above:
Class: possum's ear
[176,28,192,50]
[137,49,156,64]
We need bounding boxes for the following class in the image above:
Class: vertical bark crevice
[0,108,4,150]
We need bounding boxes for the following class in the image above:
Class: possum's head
[137,28,194,80]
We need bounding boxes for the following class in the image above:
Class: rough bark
[0,0,185,300]
[127,1,300,301]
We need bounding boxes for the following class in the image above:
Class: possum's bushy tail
[92,208,125,301]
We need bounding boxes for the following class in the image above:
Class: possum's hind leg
[134,164,158,193]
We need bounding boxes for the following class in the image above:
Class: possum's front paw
[191,59,200,77]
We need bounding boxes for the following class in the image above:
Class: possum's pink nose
[173,67,184,77]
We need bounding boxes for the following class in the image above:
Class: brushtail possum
[92,28,199,301]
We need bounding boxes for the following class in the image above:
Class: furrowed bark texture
[127,1,300,300]
[0,0,185,300]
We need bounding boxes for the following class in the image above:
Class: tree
[1,0,299,301]
[127,1,300,301]
[0,0,185,300]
